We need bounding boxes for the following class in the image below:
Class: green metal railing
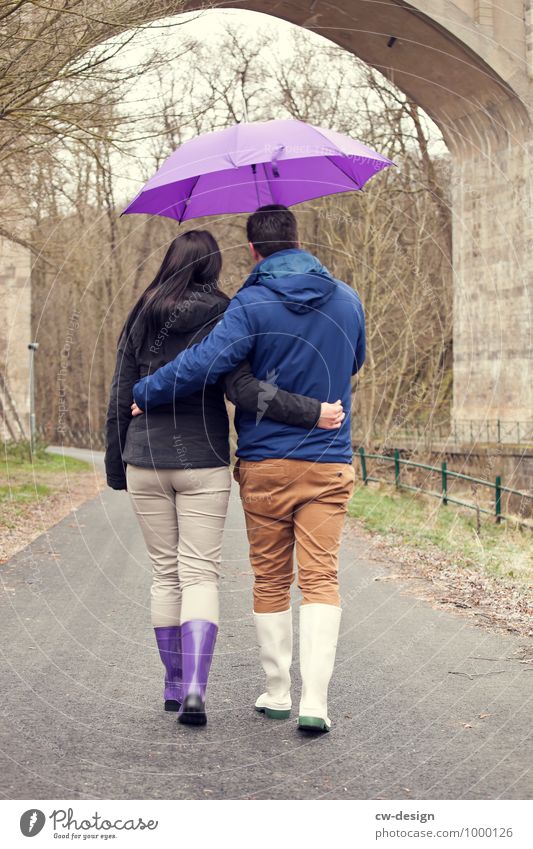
[357,447,533,529]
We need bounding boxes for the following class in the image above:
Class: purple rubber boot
[154,626,182,712]
[178,620,218,726]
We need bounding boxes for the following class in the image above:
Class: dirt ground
[349,516,533,647]
[0,469,105,563]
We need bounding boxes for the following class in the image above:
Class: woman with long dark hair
[105,230,343,726]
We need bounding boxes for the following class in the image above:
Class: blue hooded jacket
[133,249,365,463]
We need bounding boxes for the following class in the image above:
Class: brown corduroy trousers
[233,458,355,613]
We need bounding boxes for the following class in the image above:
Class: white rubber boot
[298,603,342,733]
[253,607,292,719]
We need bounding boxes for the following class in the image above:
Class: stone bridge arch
[2,0,532,440]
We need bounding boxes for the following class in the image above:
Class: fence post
[394,449,400,488]
[358,446,368,485]
[441,461,448,506]
[495,475,502,524]
[497,419,501,444]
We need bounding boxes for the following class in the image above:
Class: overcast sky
[102,8,443,204]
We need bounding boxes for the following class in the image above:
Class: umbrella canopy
[122,119,395,222]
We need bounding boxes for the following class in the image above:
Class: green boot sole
[298,715,330,733]
[255,706,291,720]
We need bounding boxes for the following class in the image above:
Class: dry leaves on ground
[0,471,105,562]
[351,521,533,640]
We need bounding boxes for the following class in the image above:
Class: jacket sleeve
[224,359,321,429]
[104,331,139,490]
[133,293,254,411]
[352,297,366,375]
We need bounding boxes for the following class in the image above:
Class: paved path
[1,448,532,799]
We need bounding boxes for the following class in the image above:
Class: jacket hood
[242,249,336,313]
[167,287,228,333]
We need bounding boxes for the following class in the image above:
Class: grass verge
[348,481,533,585]
[0,441,104,561]
[347,481,533,638]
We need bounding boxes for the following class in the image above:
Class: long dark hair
[120,229,227,346]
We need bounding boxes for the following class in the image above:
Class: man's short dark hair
[246,204,299,258]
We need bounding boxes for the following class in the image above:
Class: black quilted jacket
[104,284,320,489]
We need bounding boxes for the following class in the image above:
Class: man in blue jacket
[133,204,365,732]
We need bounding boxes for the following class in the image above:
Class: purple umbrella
[122,119,394,222]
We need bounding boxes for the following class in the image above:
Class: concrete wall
[0,236,31,440]
[452,137,533,431]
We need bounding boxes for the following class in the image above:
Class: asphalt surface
[1,447,532,800]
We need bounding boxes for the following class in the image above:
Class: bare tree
[26,21,451,448]
[0,0,201,238]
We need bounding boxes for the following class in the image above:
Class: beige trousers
[126,465,232,627]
